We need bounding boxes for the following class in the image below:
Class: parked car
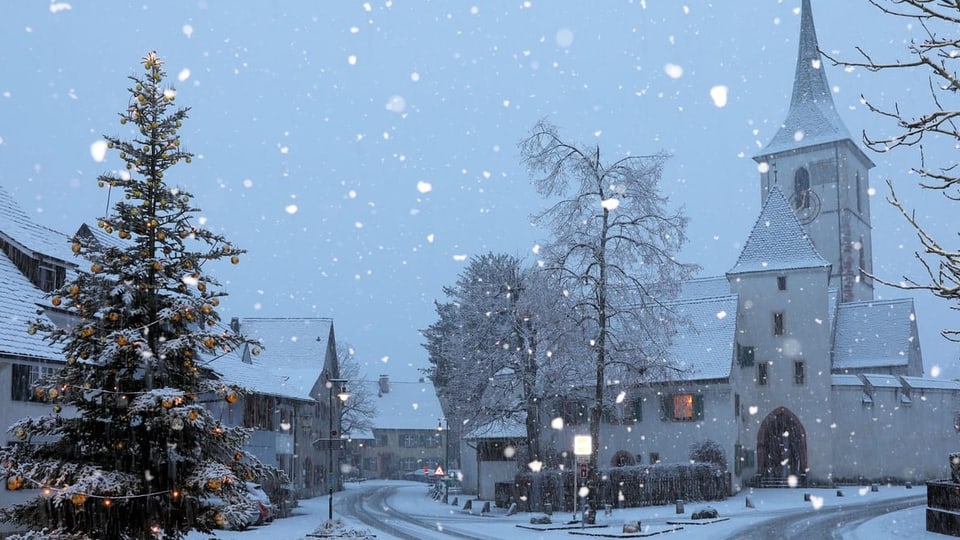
[245,482,276,525]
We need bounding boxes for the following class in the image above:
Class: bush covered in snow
[514,461,729,513]
[689,439,727,471]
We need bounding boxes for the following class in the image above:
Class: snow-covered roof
[367,378,445,431]
[463,415,527,441]
[660,294,738,382]
[862,373,903,389]
[0,184,75,263]
[831,374,863,387]
[728,186,830,275]
[0,248,62,361]
[678,276,731,299]
[209,317,334,401]
[832,299,916,371]
[754,0,855,159]
[901,376,960,391]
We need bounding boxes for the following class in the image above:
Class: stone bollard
[481,501,491,514]
[870,483,879,492]
[803,493,811,502]
[906,481,913,489]
[463,499,473,510]
[836,490,844,497]
[451,497,458,506]
[623,521,641,534]
[506,502,518,516]
[675,500,684,514]
[745,496,754,508]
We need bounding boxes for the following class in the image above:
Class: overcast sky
[1,1,956,381]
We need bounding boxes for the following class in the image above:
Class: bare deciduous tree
[519,119,698,503]
[336,343,377,437]
[823,0,960,340]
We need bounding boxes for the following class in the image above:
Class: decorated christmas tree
[0,51,282,539]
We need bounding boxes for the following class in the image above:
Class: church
[464,0,960,496]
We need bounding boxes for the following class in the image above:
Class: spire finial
[791,0,832,108]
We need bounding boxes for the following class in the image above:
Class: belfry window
[794,167,811,210]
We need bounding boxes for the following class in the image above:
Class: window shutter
[632,398,643,422]
[660,395,671,420]
[693,394,704,420]
[738,344,755,367]
[11,364,30,401]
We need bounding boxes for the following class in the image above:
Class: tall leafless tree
[519,119,698,503]
[823,0,960,341]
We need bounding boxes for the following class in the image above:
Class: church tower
[753,0,875,303]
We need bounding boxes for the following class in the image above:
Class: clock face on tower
[790,190,821,225]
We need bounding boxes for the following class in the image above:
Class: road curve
[340,483,502,540]
[725,493,926,540]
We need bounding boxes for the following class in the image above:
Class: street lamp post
[326,377,349,521]
[437,418,449,474]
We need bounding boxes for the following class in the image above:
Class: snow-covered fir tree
[0,51,282,540]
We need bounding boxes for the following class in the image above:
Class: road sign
[579,463,588,478]
[434,464,446,477]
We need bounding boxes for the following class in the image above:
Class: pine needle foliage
[0,51,282,540]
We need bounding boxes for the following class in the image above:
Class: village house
[0,185,346,511]
[344,375,448,481]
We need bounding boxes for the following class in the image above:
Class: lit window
[663,393,703,421]
[674,394,694,420]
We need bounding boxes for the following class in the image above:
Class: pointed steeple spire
[758,0,851,156]
[728,186,830,275]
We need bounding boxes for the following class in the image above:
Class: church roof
[728,185,830,275]
[663,294,739,381]
[756,0,851,158]
[832,298,917,371]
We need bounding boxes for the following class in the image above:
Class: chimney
[378,374,390,396]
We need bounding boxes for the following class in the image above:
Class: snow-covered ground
[184,480,939,539]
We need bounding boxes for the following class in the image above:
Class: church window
[758,363,769,386]
[855,171,863,214]
[773,312,785,336]
[794,167,811,210]
[777,276,787,291]
[794,361,805,385]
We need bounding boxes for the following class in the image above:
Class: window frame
[794,360,805,385]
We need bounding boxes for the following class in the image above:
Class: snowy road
[341,483,503,540]
[725,493,926,539]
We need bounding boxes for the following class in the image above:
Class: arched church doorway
[756,407,807,483]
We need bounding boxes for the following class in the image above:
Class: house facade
[465,0,960,497]
[344,375,448,480]
[0,186,347,511]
